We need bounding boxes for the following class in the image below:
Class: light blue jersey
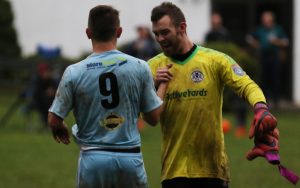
[49,50,162,149]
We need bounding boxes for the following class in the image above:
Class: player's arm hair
[143,83,168,126]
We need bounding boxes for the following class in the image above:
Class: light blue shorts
[77,150,148,188]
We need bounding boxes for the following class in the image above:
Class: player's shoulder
[61,54,97,80]
[198,45,237,66]
[120,53,150,72]
[115,52,152,77]
[66,57,88,73]
[198,46,228,59]
[122,52,147,65]
[148,52,168,65]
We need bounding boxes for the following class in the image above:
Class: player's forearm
[154,82,169,121]
[246,84,266,108]
[233,77,266,107]
[156,82,168,100]
[143,83,168,126]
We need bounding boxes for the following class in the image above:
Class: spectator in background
[204,12,247,138]
[204,12,230,43]
[24,63,57,130]
[246,11,289,108]
[121,25,160,61]
[34,63,57,128]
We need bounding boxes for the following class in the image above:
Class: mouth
[160,43,172,51]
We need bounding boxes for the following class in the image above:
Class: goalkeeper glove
[247,103,299,185]
[246,128,279,162]
[249,103,277,139]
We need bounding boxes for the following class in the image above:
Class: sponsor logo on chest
[166,68,208,100]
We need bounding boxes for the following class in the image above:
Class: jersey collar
[171,45,200,65]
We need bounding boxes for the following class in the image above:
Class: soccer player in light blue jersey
[48,5,169,188]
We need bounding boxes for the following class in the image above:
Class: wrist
[156,82,168,100]
[254,102,268,113]
[154,79,161,90]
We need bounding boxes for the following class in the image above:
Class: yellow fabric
[148,46,266,182]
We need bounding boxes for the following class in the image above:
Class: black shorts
[162,177,229,188]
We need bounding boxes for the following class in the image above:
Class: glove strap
[265,152,299,185]
[254,102,268,113]
[278,164,299,185]
[265,152,280,164]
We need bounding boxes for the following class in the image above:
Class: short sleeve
[139,62,163,113]
[48,66,74,118]
[277,26,288,40]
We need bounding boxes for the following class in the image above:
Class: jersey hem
[161,173,230,183]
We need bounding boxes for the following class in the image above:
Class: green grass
[224,110,300,188]
[0,92,299,188]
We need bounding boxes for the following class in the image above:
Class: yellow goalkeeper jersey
[148,45,266,182]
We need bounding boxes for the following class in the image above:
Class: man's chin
[162,49,173,57]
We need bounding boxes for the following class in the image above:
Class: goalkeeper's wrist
[254,102,268,113]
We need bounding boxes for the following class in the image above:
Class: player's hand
[155,64,173,87]
[247,128,279,163]
[50,121,70,145]
[247,128,299,185]
[249,103,277,139]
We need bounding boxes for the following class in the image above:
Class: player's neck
[92,40,117,54]
[179,37,194,54]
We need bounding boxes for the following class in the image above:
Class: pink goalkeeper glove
[246,128,279,161]
[246,103,299,185]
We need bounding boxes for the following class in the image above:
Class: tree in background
[0,0,21,58]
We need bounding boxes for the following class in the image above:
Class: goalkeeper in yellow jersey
[149,2,279,188]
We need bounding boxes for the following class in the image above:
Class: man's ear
[179,22,187,34]
[86,28,92,39]
[116,27,122,38]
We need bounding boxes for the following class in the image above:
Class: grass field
[0,92,299,188]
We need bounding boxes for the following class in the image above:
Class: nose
[156,34,165,43]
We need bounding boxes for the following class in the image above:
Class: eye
[153,31,159,37]
[160,29,170,36]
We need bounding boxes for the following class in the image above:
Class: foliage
[0,0,21,58]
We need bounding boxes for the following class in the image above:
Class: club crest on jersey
[100,113,125,130]
[191,69,204,83]
[232,64,245,76]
